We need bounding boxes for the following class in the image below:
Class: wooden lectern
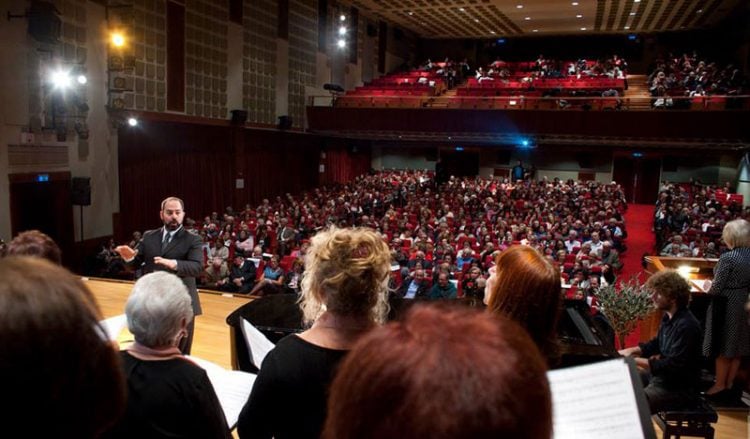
[640,256,718,342]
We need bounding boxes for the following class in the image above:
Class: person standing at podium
[703,219,750,400]
[115,196,203,354]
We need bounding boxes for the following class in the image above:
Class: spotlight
[337,39,346,48]
[50,70,72,89]
[339,14,346,22]
[111,32,125,47]
[522,140,530,147]
[338,26,347,36]
[77,74,87,85]
[127,117,138,127]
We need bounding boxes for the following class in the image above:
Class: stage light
[50,70,72,89]
[127,117,138,127]
[338,26,347,36]
[339,14,346,21]
[111,32,126,47]
[521,139,530,147]
[337,39,346,48]
[77,74,87,85]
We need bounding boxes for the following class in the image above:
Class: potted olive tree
[595,278,654,349]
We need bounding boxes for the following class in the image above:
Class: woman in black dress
[703,219,750,397]
[237,227,391,439]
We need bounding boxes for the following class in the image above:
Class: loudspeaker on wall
[71,177,91,206]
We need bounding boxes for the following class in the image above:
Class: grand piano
[226,294,617,372]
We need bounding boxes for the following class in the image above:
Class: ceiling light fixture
[630,12,636,16]
[572,2,579,5]
[576,14,583,18]
[532,29,539,32]
[516,4,523,8]
[524,17,531,20]
[580,27,587,30]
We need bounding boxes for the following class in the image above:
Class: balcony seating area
[335,70,445,109]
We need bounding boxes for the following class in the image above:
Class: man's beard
[164,220,181,231]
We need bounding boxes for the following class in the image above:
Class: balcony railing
[309,94,750,111]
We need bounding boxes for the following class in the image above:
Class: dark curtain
[240,130,322,206]
[118,122,235,237]
[322,142,371,185]
[118,120,372,237]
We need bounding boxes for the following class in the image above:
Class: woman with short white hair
[103,271,230,439]
[703,219,750,401]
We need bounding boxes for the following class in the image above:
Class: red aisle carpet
[619,204,656,347]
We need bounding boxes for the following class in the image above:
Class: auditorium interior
[1,0,750,437]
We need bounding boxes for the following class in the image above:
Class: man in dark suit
[218,254,256,294]
[398,269,430,299]
[115,196,203,354]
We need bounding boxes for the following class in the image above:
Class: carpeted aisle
[619,204,656,347]
[619,204,656,282]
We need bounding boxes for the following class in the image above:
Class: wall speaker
[278,115,292,130]
[28,1,61,44]
[230,109,248,125]
[71,177,91,206]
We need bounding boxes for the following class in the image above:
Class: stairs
[428,88,458,108]
[623,74,652,110]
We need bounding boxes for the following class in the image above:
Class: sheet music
[548,359,646,439]
[99,314,127,341]
[187,356,256,430]
[240,318,276,368]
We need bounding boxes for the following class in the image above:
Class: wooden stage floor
[86,277,252,369]
[86,277,746,438]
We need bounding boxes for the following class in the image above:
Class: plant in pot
[594,277,654,349]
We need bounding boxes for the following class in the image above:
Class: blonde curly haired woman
[237,227,391,439]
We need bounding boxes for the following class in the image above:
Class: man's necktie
[162,233,171,252]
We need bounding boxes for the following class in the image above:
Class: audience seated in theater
[485,246,562,366]
[599,241,623,271]
[619,270,702,413]
[235,229,254,257]
[429,271,457,300]
[103,272,230,438]
[119,171,629,300]
[203,256,229,288]
[210,239,229,262]
[648,51,747,99]
[237,227,391,439]
[5,229,62,264]
[0,257,125,438]
[322,305,552,439]
[218,254,256,294]
[654,180,748,255]
[283,257,305,294]
[248,255,286,296]
[397,268,430,299]
[462,266,486,301]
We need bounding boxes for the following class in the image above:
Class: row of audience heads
[0,225,561,437]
